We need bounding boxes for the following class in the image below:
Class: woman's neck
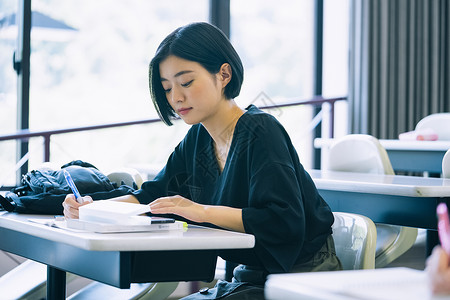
[202,100,244,149]
[201,100,244,171]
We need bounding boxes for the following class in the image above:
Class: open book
[64,200,184,233]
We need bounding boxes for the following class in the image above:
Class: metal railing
[0,96,347,190]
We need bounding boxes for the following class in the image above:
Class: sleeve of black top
[131,138,189,204]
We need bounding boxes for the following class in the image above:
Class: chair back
[332,212,377,270]
[415,113,450,140]
[327,134,394,175]
[443,149,450,179]
[106,168,144,189]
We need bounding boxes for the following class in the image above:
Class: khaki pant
[290,234,343,273]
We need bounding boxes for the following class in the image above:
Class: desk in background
[0,212,255,300]
[314,138,450,174]
[265,267,450,300]
[309,169,450,230]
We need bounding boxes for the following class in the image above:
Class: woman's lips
[178,107,192,116]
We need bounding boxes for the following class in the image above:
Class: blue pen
[63,170,82,203]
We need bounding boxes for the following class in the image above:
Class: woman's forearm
[202,205,245,233]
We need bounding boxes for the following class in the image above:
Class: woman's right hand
[62,194,93,219]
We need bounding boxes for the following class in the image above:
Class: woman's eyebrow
[161,70,194,81]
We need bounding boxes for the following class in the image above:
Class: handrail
[0,118,163,162]
[257,95,346,137]
[0,96,346,189]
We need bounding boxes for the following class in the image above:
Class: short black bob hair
[149,22,244,126]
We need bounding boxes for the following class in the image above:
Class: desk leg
[426,230,439,257]
[47,266,66,300]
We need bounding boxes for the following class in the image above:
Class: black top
[132,105,333,274]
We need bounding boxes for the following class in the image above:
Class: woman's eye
[163,88,171,93]
[181,80,193,87]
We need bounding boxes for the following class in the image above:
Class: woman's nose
[170,86,184,103]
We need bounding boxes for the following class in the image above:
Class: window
[230,0,349,167]
[322,0,349,138]
[0,0,18,187]
[231,0,316,167]
[0,1,208,185]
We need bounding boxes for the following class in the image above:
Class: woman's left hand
[149,195,205,223]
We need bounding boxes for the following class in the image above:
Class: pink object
[398,129,439,141]
[437,203,450,255]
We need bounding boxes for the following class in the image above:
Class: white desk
[0,212,254,299]
[265,267,450,300]
[314,138,450,173]
[309,169,450,230]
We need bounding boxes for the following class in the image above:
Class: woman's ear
[218,63,232,88]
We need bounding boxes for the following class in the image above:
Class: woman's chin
[179,116,200,125]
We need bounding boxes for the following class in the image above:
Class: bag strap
[0,193,17,212]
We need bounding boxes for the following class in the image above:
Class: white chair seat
[332,212,377,270]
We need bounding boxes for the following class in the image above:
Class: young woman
[63,22,342,299]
